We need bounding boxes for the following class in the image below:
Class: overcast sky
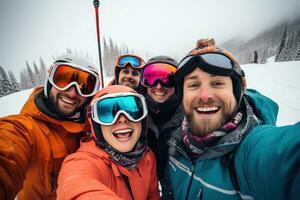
[1,0,300,78]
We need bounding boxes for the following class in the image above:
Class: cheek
[100,126,111,141]
[134,76,141,82]
[79,96,87,105]
[182,96,192,113]
[147,88,152,94]
[118,73,125,79]
[168,88,175,95]
[182,90,195,110]
[224,91,236,103]
[134,123,142,138]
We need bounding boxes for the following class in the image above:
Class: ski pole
[93,0,104,88]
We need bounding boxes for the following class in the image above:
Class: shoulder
[170,106,184,122]
[62,141,109,175]
[143,147,157,163]
[246,89,278,125]
[236,122,300,163]
[138,148,157,171]
[0,114,40,132]
[234,122,300,199]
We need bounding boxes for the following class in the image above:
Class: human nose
[116,114,129,124]
[154,82,162,89]
[198,85,213,102]
[64,85,79,97]
[125,72,133,78]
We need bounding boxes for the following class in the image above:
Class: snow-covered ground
[242,57,300,126]
[0,57,299,126]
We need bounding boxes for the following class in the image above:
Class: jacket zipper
[198,187,203,200]
[122,175,135,200]
[185,160,196,200]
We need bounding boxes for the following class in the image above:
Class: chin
[117,147,134,153]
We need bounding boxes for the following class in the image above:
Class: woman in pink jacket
[57,85,160,200]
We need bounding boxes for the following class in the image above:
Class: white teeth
[114,129,132,134]
[61,97,76,104]
[196,106,219,112]
[154,92,165,96]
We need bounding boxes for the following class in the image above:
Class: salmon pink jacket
[57,139,160,200]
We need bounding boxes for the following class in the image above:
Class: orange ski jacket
[0,87,87,200]
[57,139,160,200]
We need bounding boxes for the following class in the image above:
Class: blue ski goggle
[116,55,145,69]
[91,92,148,125]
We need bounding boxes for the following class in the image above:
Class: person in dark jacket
[140,56,184,196]
[0,54,101,200]
[108,54,145,93]
[164,38,300,200]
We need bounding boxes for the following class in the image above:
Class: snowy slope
[241,57,300,125]
[0,58,299,126]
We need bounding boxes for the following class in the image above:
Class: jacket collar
[20,87,87,133]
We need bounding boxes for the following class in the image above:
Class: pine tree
[261,46,269,64]
[275,24,287,62]
[66,48,72,54]
[20,70,29,89]
[39,57,47,85]
[102,37,132,77]
[103,37,112,76]
[292,31,300,61]
[0,84,4,97]
[295,45,300,61]
[26,61,35,88]
[8,70,21,93]
[33,61,41,85]
[0,72,4,97]
[283,36,294,61]
[0,66,13,96]
[253,51,258,63]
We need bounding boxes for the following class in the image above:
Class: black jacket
[146,105,184,179]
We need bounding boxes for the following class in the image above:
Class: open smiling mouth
[60,96,77,105]
[113,129,134,140]
[154,92,166,96]
[195,106,220,114]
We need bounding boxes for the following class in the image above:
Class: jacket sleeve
[0,115,35,200]
[57,153,123,200]
[237,122,300,200]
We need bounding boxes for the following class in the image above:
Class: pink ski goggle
[141,63,177,88]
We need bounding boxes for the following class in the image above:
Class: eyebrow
[185,75,199,80]
[185,74,217,80]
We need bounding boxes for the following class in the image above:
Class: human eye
[211,80,225,88]
[122,69,130,74]
[186,81,200,90]
[132,70,140,76]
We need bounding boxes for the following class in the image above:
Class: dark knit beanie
[175,38,246,106]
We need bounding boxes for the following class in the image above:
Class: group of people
[0,38,299,200]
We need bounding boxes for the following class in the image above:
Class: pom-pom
[196,38,215,49]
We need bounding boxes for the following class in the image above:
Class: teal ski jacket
[164,89,300,200]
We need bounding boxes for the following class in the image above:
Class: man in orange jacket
[0,54,101,200]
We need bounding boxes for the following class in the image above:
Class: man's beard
[185,101,235,136]
[48,93,80,118]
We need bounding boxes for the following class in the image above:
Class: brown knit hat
[188,38,239,66]
[175,38,246,105]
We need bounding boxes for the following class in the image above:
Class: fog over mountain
[222,16,300,64]
[1,0,300,79]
